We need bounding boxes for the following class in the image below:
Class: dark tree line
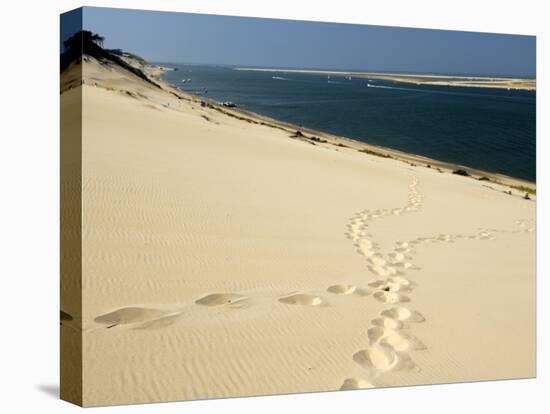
[60,30,160,88]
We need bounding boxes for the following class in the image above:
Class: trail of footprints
[82,177,534,390]
[337,178,426,388]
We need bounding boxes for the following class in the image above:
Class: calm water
[162,65,536,181]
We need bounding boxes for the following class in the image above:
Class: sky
[61,6,536,77]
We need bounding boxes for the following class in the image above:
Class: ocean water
[161,65,536,181]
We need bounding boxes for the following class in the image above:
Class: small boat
[222,101,236,108]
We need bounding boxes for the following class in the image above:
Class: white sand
[60,56,535,406]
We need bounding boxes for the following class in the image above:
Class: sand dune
[60,54,535,406]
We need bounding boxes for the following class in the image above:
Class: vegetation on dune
[452,169,469,176]
[60,30,160,88]
[511,184,536,195]
[358,148,392,158]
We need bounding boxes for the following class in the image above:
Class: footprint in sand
[367,327,426,351]
[368,264,398,277]
[195,293,250,308]
[371,317,405,330]
[340,377,376,390]
[353,345,397,372]
[368,255,387,267]
[373,291,411,304]
[382,331,426,352]
[369,279,411,293]
[94,306,180,329]
[381,306,425,323]
[327,284,357,295]
[353,345,418,374]
[278,293,324,306]
[387,252,408,264]
[327,284,371,297]
[356,239,377,257]
[388,276,415,288]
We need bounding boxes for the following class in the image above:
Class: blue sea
[161,65,536,181]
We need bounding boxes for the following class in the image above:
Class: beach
[61,53,536,406]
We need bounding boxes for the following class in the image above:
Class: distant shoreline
[158,67,535,189]
[234,67,536,91]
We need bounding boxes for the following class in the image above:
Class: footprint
[387,252,406,263]
[94,307,169,328]
[278,293,324,306]
[381,306,425,323]
[327,284,357,295]
[395,247,415,254]
[367,326,388,344]
[353,345,397,372]
[340,377,376,390]
[382,331,426,352]
[373,291,410,304]
[368,265,397,277]
[369,280,410,293]
[354,345,418,373]
[371,317,404,330]
[368,255,387,267]
[368,327,426,351]
[388,276,413,286]
[195,293,249,307]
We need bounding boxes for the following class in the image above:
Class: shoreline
[152,65,535,192]
[234,67,536,91]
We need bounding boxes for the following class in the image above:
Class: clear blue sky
[63,6,535,77]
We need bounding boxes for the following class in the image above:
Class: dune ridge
[60,49,535,406]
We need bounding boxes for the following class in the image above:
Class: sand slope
[60,56,535,406]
